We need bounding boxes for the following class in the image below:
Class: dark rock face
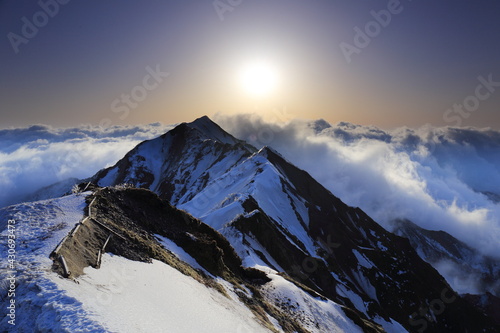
[463,293,500,326]
[89,187,267,283]
[86,116,500,332]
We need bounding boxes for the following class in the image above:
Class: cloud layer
[214,114,500,258]
[0,123,173,208]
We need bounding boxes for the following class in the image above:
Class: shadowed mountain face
[85,116,500,332]
[392,219,500,296]
[91,116,256,204]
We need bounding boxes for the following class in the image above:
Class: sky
[1,0,500,129]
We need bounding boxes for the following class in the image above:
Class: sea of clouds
[215,114,500,260]
[1,115,499,260]
[0,123,173,209]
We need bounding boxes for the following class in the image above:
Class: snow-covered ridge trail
[49,193,129,280]
[0,193,109,331]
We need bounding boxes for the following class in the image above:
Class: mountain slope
[393,219,500,297]
[1,187,368,333]
[86,116,500,332]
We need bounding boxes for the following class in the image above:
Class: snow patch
[53,254,272,333]
[262,274,363,333]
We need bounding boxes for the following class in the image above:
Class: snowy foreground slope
[0,190,363,332]
[0,194,108,331]
[53,254,272,333]
[2,116,499,332]
[1,194,255,332]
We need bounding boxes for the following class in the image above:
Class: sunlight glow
[238,60,279,97]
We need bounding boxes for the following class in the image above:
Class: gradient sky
[1,0,500,129]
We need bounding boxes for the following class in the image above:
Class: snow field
[53,254,273,333]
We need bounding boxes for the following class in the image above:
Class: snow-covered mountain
[0,192,305,332]
[392,219,500,323]
[2,116,499,332]
[393,219,500,297]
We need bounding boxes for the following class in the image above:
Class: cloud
[214,113,500,259]
[0,123,173,208]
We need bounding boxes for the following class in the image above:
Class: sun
[238,60,279,98]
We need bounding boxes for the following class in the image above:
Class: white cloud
[0,123,173,208]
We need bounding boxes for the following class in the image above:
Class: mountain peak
[310,118,332,133]
[190,115,215,128]
[185,115,242,145]
[257,145,284,159]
